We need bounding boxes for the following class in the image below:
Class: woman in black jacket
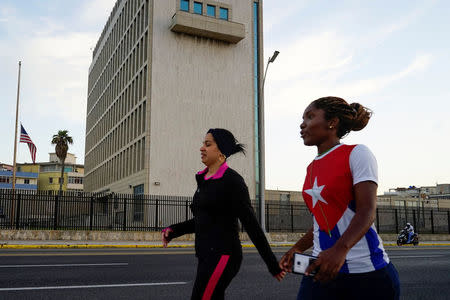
[162,128,285,300]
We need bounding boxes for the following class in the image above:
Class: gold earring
[329,126,333,129]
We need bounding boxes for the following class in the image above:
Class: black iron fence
[0,190,192,231]
[1,189,449,234]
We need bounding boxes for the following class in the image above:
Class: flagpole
[12,61,21,191]
[11,61,21,226]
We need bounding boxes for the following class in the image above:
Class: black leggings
[191,253,242,300]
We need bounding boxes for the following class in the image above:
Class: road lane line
[0,282,188,292]
[389,255,444,258]
[0,249,270,257]
[0,251,197,256]
[0,263,128,268]
[0,246,448,257]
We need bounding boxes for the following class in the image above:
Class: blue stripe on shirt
[318,226,349,273]
[319,226,340,251]
[365,227,388,270]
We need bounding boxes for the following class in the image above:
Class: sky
[1,0,449,195]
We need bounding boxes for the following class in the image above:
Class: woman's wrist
[333,238,352,256]
[162,226,172,233]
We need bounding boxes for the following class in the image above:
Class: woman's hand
[305,245,347,282]
[161,227,173,248]
[279,246,299,273]
[274,270,287,282]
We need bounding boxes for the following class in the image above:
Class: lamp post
[263,51,279,88]
[259,50,279,232]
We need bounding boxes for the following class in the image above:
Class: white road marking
[0,263,128,268]
[0,282,188,292]
[389,255,444,258]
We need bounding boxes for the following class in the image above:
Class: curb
[0,244,193,249]
[1,243,449,249]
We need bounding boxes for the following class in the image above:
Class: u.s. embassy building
[84,0,266,203]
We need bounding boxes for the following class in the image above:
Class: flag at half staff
[20,124,37,164]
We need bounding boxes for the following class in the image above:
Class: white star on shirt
[305,177,328,208]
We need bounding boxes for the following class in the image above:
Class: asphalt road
[0,246,449,300]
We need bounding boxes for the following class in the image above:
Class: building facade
[85,0,265,199]
[0,162,38,190]
[18,153,84,192]
[378,183,450,209]
[265,189,304,204]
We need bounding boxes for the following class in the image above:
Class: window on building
[180,0,189,12]
[194,2,203,14]
[68,177,83,184]
[49,177,53,184]
[133,184,144,222]
[207,4,215,17]
[58,177,64,184]
[24,179,30,184]
[0,177,9,183]
[219,7,228,20]
[17,167,22,172]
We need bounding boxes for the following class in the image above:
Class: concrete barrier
[1,229,449,242]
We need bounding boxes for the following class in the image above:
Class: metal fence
[0,190,193,231]
[1,189,449,234]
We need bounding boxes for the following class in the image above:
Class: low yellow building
[18,153,84,192]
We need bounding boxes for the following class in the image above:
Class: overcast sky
[1,0,449,194]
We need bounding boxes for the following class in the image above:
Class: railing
[0,189,449,234]
[0,190,193,231]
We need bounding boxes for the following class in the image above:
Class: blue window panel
[219,7,228,20]
[133,184,144,195]
[207,5,216,17]
[180,0,189,12]
[194,2,203,14]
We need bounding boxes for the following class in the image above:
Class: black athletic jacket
[168,166,281,276]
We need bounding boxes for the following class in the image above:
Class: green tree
[51,130,73,193]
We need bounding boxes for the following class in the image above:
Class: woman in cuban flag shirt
[280,97,400,299]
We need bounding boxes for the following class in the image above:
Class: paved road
[0,246,449,299]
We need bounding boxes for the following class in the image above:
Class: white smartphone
[292,253,317,275]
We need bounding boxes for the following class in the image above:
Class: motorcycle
[397,229,419,246]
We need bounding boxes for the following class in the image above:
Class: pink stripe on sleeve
[201,255,230,300]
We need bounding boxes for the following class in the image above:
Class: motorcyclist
[404,223,415,243]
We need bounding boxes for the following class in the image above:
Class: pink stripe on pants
[201,255,230,300]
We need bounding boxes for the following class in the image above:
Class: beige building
[18,153,84,192]
[265,189,304,203]
[85,0,265,200]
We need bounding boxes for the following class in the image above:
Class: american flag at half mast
[19,124,37,164]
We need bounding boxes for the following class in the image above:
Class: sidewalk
[1,240,449,249]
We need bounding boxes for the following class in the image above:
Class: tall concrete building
[85,0,265,200]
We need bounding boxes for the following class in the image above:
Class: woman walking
[162,128,285,300]
[280,97,400,299]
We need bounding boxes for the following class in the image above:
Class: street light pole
[259,50,279,232]
[263,51,279,88]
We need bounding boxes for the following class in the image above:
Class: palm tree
[51,130,73,193]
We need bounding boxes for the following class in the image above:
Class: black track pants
[191,253,242,300]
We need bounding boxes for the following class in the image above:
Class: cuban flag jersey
[302,144,389,273]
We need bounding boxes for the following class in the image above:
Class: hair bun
[350,103,372,131]
[207,128,246,158]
